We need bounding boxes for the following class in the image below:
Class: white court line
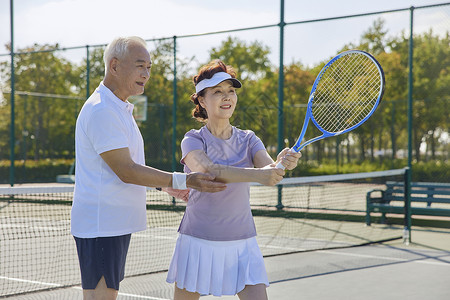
[0,276,61,287]
[0,276,170,300]
[115,290,170,300]
[0,224,66,231]
[259,243,450,267]
[262,244,306,251]
[72,287,170,300]
[321,249,450,267]
[133,233,176,240]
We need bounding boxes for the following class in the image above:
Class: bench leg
[365,211,372,226]
[381,212,386,224]
[366,196,372,226]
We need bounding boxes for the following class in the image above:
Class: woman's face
[199,80,238,121]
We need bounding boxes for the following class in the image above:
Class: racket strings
[322,60,374,120]
[330,64,379,126]
[312,53,381,133]
[316,56,379,124]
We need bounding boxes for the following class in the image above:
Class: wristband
[172,172,187,190]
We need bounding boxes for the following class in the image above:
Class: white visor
[195,72,242,94]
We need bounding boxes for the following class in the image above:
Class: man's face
[115,43,152,100]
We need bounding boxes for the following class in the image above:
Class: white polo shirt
[71,82,147,238]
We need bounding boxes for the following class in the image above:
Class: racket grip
[275,161,286,170]
[276,148,298,169]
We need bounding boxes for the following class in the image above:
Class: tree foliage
[0,19,448,182]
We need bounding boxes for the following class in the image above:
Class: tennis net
[0,168,407,297]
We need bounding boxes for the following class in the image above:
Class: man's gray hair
[103,36,148,74]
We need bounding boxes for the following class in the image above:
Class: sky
[0,0,448,68]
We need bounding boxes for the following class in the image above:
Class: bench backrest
[384,181,450,204]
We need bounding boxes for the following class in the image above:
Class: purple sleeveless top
[178,126,266,241]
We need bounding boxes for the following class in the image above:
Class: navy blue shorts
[74,234,131,290]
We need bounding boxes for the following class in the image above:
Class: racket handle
[275,148,299,169]
[275,161,286,170]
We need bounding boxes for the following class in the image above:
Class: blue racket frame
[290,50,385,153]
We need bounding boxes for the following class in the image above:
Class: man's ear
[109,58,119,75]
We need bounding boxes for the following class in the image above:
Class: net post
[9,0,15,187]
[403,167,412,245]
[277,0,285,155]
[171,35,177,206]
[86,45,90,100]
[407,6,414,172]
[276,0,285,212]
[276,185,284,210]
[404,6,414,246]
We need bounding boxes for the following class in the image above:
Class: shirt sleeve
[85,107,129,154]
[248,131,267,159]
[180,129,204,165]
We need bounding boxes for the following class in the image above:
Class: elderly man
[71,36,226,300]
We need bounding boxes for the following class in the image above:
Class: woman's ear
[198,96,206,108]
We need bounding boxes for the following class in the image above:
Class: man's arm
[100,147,226,192]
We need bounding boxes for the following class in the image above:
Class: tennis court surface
[1,170,449,299]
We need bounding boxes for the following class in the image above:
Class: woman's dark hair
[190,59,237,122]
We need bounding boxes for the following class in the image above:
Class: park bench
[366,181,450,225]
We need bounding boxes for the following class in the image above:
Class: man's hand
[186,173,227,192]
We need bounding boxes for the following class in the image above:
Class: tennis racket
[276,50,385,169]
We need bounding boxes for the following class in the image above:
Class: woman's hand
[275,148,301,170]
[255,166,285,186]
[161,187,190,202]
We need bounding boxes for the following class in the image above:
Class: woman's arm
[183,149,284,186]
[253,148,301,170]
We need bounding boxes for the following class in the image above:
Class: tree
[359,18,388,55]
[76,46,106,97]
[389,30,450,161]
[0,44,79,160]
[209,37,272,81]
[207,37,277,150]
[283,63,315,159]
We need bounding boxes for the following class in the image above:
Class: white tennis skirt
[166,234,269,296]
